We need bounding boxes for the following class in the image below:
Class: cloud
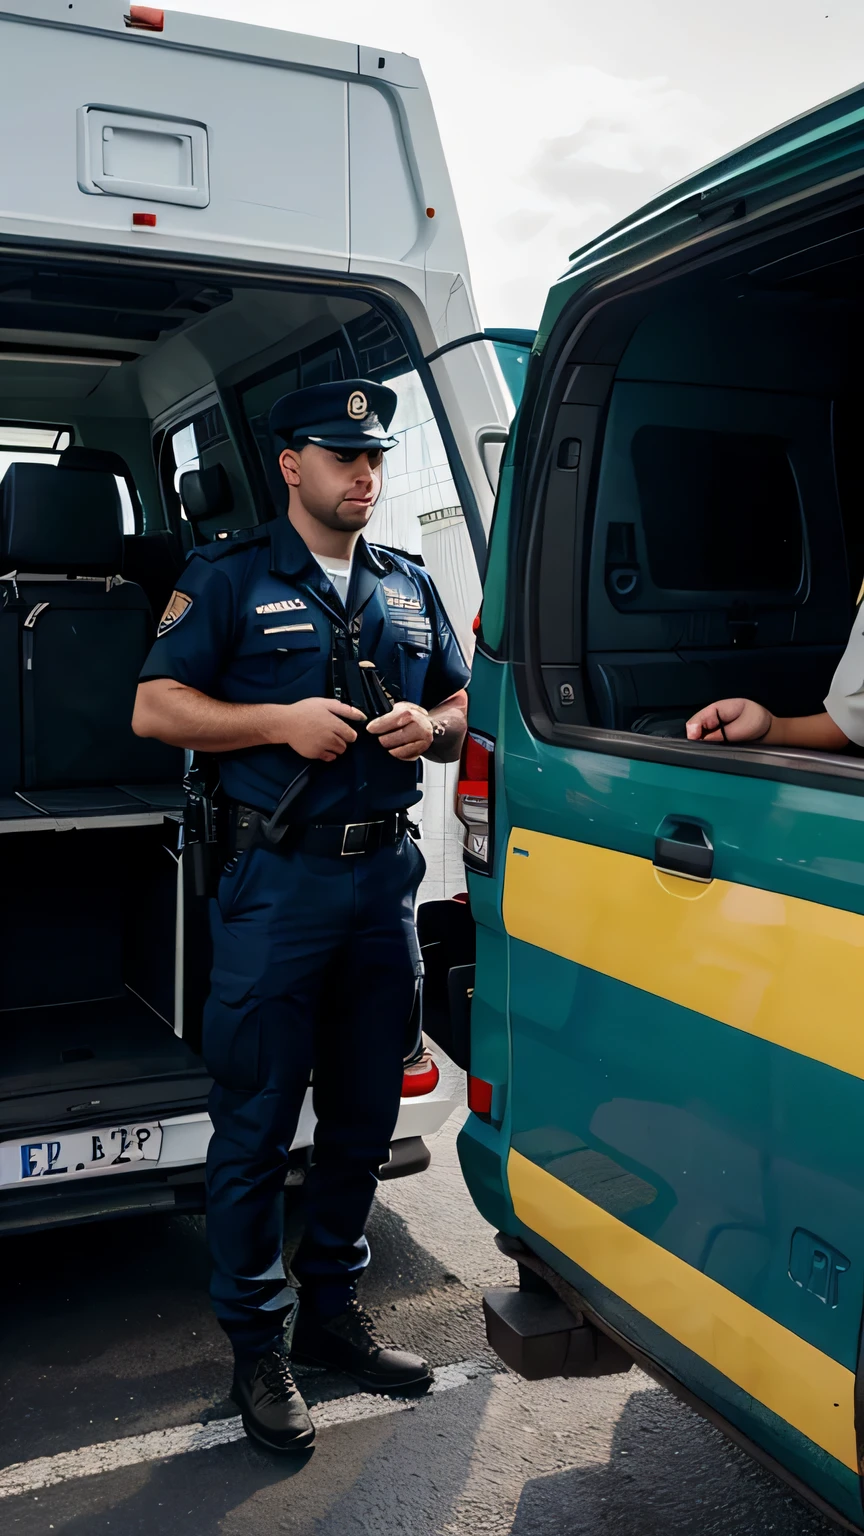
[494,209,555,243]
[458,64,725,318]
[514,66,724,241]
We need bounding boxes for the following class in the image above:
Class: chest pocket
[232,622,322,695]
[395,633,433,703]
[269,623,324,695]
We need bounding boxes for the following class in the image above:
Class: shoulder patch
[157,590,193,637]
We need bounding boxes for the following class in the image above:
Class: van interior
[535,197,864,752]
[0,253,474,1216]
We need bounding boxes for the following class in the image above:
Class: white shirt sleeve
[824,612,864,745]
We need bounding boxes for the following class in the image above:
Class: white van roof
[0,2,473,342]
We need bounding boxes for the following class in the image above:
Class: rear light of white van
[401,1050,440,1098]
[457,731,494,875]
[125,6,165,29]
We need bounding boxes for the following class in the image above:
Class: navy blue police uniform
[139,380,469,1358]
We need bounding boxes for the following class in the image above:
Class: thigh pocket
[203,977,261,1092]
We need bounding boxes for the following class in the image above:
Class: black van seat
[58,444,130,479]
[179,463,236,544]
[57,442,185,618]
[122,529,184,620]
[0,462,182,797]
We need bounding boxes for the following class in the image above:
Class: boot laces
[330,1299,383,1355]
[258,1349,299,1403]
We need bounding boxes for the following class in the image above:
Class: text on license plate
[18,1122,163,1181]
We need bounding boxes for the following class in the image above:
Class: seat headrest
[1,463,123,575]
[179,464,234,525]
[58,444,131,480]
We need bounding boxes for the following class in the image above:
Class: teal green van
[452,82,864,1532]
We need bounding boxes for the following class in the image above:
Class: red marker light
[425,207,436,219]
[125,6,165,29]
[401,1053,440,1098]
[467,1076,493,1117]
[133,212,157,228]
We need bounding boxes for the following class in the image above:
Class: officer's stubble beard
[279,442,385,558]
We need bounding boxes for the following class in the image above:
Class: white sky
[177,0,864,327]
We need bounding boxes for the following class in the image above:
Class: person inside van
[686,619,864,748]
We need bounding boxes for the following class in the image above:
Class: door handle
[653,820,713,883]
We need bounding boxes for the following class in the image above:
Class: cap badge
[347,390,368,420]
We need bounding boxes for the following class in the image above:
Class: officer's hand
[366,703,434,762]
[271,698,366,763]
[685,697,772,744]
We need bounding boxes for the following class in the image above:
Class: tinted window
[490,337,532,411]
[631,426,803,592]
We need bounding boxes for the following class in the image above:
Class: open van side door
[485,309,864,1515]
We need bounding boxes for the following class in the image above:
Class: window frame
[510,186,864,800]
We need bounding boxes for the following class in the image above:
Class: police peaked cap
[269,380,399,452]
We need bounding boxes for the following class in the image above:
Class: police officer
[132,380,470,1453]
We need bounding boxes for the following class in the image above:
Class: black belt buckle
[341,820,382,856]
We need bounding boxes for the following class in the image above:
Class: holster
[183,754,228,898]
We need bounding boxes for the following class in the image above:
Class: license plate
[14,1122,163,1183]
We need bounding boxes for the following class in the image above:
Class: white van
[0,1,514,1233]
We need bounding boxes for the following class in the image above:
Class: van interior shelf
[0,993,201,1102]
[0,785,185,834]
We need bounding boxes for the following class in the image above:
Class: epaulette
[186,526,272,563]
[368,542,426,576]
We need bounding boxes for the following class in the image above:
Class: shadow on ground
[5,1374,497,1536]
[506,1388,844,1536]
[0,1179,488,1464]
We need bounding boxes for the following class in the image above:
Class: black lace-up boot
[231,1346,316,1452]
[293,1298,433,1394]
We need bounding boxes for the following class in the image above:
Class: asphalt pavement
[0,1082,846,1536]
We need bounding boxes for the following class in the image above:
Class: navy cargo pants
[203,833,424,1355]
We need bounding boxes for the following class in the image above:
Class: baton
[262,662,399,846]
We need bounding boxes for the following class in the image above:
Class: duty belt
[231,804,413,858]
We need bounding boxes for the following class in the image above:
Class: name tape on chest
[255,598,307,615]
[393,615,432,635]
[157,590,193,638]
[384,584,423,613]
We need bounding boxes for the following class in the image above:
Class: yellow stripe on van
[503,829,864,1081]
[508,1149,857,1470]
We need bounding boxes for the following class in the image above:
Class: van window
[631,426,803,592]
[0,422,71,453]
[526,290,854,747]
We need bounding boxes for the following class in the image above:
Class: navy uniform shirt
[139,515,470,821]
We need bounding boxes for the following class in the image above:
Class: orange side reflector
[467,1076,493,1116]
